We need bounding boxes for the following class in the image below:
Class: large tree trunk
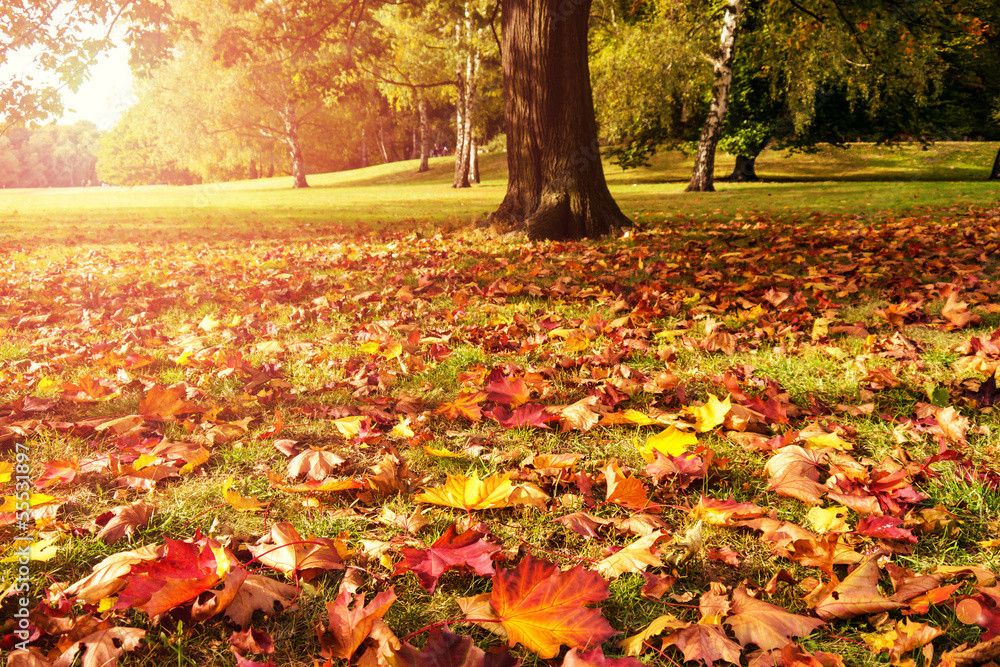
[418,95,430,172]
[487,0,631,239]
[723,140,767,182]
[687,0,743,193]
[990,145,1000,180]
[283,102,308,188]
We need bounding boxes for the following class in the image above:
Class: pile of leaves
[3,205,1000,666]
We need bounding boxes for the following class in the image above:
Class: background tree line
[2,0,998,192]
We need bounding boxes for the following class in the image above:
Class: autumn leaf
[247,522,348,580]
[485,375,531,408]
[687,393,731,432]
[396,628,519,667]
[414,472,547,511]
[814,558,902,620]
[596,531,667,580]
[619,614,689,655]
[488,404,557,429]
[604,460,656,512]
[139,384,195,420]
[765,446,828,505]
[562,647,644,667]
[690,496,765,526]
[488,554,617,658]
[95,502,155,544]
[638,426,697,462]
[725,585,825,650]
[286,448,347,480]
[666,625,742,666]
[854,516,917,543]
[225,574,300,628]
[53,623,146,667]
[434,391,488,422]
[115,538,229,621]
[223,476,268,512]
[862,619,945,662]
[316,583,397,660]
[559,396,602,432]
[394,524,501,593]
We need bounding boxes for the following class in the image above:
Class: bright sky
[59,43,135,130]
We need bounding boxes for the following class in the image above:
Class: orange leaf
[317,583,397,660]
[725,584,825,650]
[604,460,656,512]
[139,384,195,420]
[814,558,902,620]
[434,391,487,422]
[489,554,617,658]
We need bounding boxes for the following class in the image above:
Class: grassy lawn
[2,142,1000,667]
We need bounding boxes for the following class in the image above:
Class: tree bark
[418,95,430,172]
[283,102,308,188]
[487,0,631,239]
[469,136,479,183]
[686,0,743,193]
[453,13,479,189]
[990,145,1000,180]
[723,140,767,182]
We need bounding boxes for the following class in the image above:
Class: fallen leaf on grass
[619,614,689,655]
[414,472,547,511]
[814,558,902,620]
[316,584,397,660]
[725,585,825,650]
[53,623,146,667]
[666,624,742,666]
[394,524,500,593]
[248,522,349,580]
[596,531,667,580]
[223,476,268,512]
[94,502,154,544]
[114,538,229,621]
[488,554,617,658]
[396,628,519,667]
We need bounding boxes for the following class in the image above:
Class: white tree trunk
[687,0,743,193]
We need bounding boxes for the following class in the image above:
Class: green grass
[0,142,996,250]
[2,143,1000,667]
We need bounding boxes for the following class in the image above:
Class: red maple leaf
[487,404,556,429]
[115,538,227,621]
[485,374,531,408]
[394,524,501,593]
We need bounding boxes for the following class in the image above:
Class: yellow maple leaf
[805,432,853,451]
[390,418,414,439]
[423,446,464,458]
[637,426,698,462]
[222,476,267,512]
[333,415,365,438]
[0,462,11,484]
[806,505,851,533]
[687,394,732,432]
[414,472,546,511]
[1,536,61,562]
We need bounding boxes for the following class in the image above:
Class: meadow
[1,142,1000,667]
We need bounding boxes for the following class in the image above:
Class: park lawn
[1,143,1000,666]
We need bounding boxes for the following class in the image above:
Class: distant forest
[0,121,99,188]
